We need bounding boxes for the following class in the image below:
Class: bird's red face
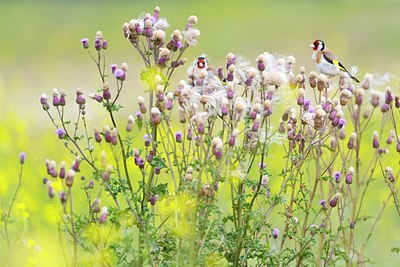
[310,40,325,51]
[196,57,207,69]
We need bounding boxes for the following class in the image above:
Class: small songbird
[310,40,359,83]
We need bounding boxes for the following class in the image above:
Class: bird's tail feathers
[347,66,360,83]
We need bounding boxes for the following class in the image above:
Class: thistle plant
[39,6,400,266]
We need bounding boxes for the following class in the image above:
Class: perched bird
[187,56,224,93]
[310,40,359,83]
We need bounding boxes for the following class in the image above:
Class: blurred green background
[1,0,399,265]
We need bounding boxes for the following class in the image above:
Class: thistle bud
[212,137,223,160]
[102,165,113,182]
[272,228,279,239]
[390,93,399,108]
[175,131,183,143]
[91,198,101,213]
[80,38,89,49]
[308,71,317,88]
[334,171,341,183]
[385,167,395,182]
[138,96,147,113]
[126,114,135,132]
[102,83,111,100]
[345,167,354,184]
[361,73,373,90]
[372,131,379,149]
[66,169,76,187]
[385,87,393,104]
[370,91,381,107]
[75,89,86,105]
[329,193,340,208]
[94,127,102,143]
[347,132,357,150]
[317,74,327,91]
[340,89,352,106]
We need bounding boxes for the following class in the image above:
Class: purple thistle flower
[71,158,81,172]
[75,90,86,105]
[110,64,118,74]
[155,166,161,175]
[111,135,118,146]
[319,199,328,210]
[221,105,229,116]
[175,131,183,143]
[395,96,400,108]
[88,181,94,189]
[345,173,353,184]
[114,69,126,81]
[147,151,154,163]
[328,110,337,121]
[334,172,341,183]
[91,94,103,103]
[80,38,89,49]
[322,102,331,113]
[197,122,205,134]
[337,118,346,129]
[136,111,144,122]
[94,38,102,51]
[19,152,26,165]
[329,196,339,208]
[257,61,265,72]
[100,207,108,223]
[157,93,164,102]
[372,138,379,149]
[149,194,158,206]
[48,186,55,198]
[226,88,234,100]
[385,90,393,104]
[53,95,60,107]
[59,166,65,179]
[381,103,389,113]
[258,163,266,170]
[94,129,102,143]
[102,170,111,183]
[105,131,112,143]
[102,40,108,50]
[228,136,236,147]
[187,128,193,141]
[304,99,311,111]
[226,72,234,82]
[245,76,253,86]
[166,99,173,110]
[143,134,151,147]
[40,95,49,110]
[252,120,260,132]
[59,94,66,106]
[56,128,66,139]
[59,191,67,205]
[136,157,145,169]
[297,94,305,106]
[272,228,279,239]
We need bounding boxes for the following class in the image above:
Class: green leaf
[140,66,166,89]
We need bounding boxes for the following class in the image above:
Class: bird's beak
[309,44,314,48]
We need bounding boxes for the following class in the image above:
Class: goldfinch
[310,40,359,83]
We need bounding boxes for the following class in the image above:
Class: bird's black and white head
[310,40,325,51]
[195,56,208,69]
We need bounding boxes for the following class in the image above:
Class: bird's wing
[322,51,350,72]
